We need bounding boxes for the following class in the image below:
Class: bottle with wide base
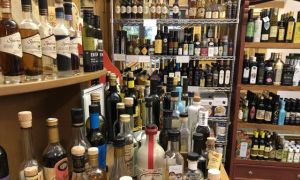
[86,147,107,179]
[184,152,204,180]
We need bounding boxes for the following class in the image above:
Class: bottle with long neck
[38,0,56,79]
[43,118,69,179]
[171,91,180,129]
[286,12,295,43]
[192,133,207,178]
[245,9,254,42]
[159,110,173,151]
[176,86,184,113]
[269,8,279,42]
[54,6,72,77]
[110,136,128,180]
[64,2,80,75]
[274,54,284,85]
[195,106,210,146]
[293,11,300,43]
[179,112,191,155]
[124,97,135,131]
[87,104,107,171]
[188,96,203,135]
[20,0,42,81]
[126,72,139,131]
[70,108,91,171]
[113,102,126,138]
[136,124,166,179]
[0,0,23,84]
[18,111,44,180]
[144,97,154,126]
[87,147,107,179]
[70,146,88,179]
[105,75,122,142]
[150,79,161,128]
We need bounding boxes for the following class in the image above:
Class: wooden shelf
[239,84,300,91]
[249,0,285,8]
[235,159,300,168]
[0,69,107,96]
[244,42,300,49]
[237,122,300,131]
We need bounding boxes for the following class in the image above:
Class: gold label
[128,80,134,88]
[293,22,300,43]
[278,29,285,41]
[270,26,278,38]
[154,40,162,54]
[141,47,148,55]
[286,22,295,40]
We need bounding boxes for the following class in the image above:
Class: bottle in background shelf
[278,99,286,125]
[143,0,150,19]
[293,59,300,86]
[172,0,179,19]
[274,54,283,85]
[253,15,262,42]
[43,118,69,179]
[245,9,254,42]
[188,96,202,135]
[179,112,191,156]
[70,146,88,179]
[293,11,300,43]
[18,111,44,180]
[184,152,204,180]
[269,8,279,42]
[161,0,168,19]
[150,79,161,128]
[86,147,107,179]
[261,9,270,42]
[170,91,180,129]
[94,15,104,71]
[0,145,9,180]
[124,97,135,131]
[54,6,72,77]
[189,0,197,19]
[285,12,295,43]
[277,18,285,42]
[87,104,107,171]
[38,0,57,80]
[196,0,205,19]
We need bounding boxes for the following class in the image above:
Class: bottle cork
[88,147,98,156]
[120,114,130,123]
[24,166,38,177]
[46,118,58,127]
[117,102,125,109]
[124,97,133,106]
[71,146,85,156]
[90,92,100,101]
[18,111,32,128]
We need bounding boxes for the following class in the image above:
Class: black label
[72,155,85,173]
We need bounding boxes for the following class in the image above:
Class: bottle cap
[55,7,64,18]
[168,129,180,141]
[193,133,204,141]
[90,92,100,101]
[171,91,179,97]
[46,118,58,127]
[71,108,84,126]
[163,109,173,117]
[116,103,125,109]
[145,124,158,135]
[24,166,38,177]
[38,0,48,15]
[187,152,200,161]
[89,104,99,114]
[176,86,182,93]
[120,176,133,180]
[18,111,32,128]
[145,97,153,107]
[120,114,130,123]
[188,92,194,98]
[113,135,125,147]
[63,2,72,16]
[193,96,201,102]
[124,97,134,106]
[88,147,98,156]
[71,146,85,156]
[208,169,221,180]
[180,112,188,118]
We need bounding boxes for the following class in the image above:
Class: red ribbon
[148,134,154,169]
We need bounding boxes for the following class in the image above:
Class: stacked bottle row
[114,25,234,57]
[238,90,300,126]
[246,8,300,43]
[0,0,103,84]
[242,52,300,86]
[114,0,238,19]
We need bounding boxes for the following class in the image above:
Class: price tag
[176,56,190,63]
[113,54,126,61]
[138,55,150,62]
[188,86,199,92]
[126,55,139,62]
[143,19,157,27]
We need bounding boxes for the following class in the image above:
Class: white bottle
[287,148,294,163]
[249,57,258,84]
[253,16,262,42]
[293,149,300,163]
[293,60,300,86]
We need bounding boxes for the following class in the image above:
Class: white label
[168,165,183,177]
[21,34,42,57]
[127,6,132,14]
[250,66,257,84]
[56,36,71,58]
[137,167,163,180]
[169,72,175,77]
[173,6,179,13]
[132,5,138,14]
[208,47,214,57]
[143,6,150,14]
[219,70,225,84]
[143,19,157,27]
[121,6,126,13]
[214,47,218,56]
[41,34,56,59]
[188,161,198,171]
[198,108,209,126]
[150,6,156,13]
[114,54,126,61]
[0,32,23,57]
[127,55,139,62]
[162,6,168,14]
[115,5,121,14]
[243,68,250,78]
[195,47,200,56]
[294,153,300,163]
[225,70,231,84]
[240,142,248,158]
[212,11,219,19]
[138,6,143,13]
[176,56,189,63]
[205,11,212,18]
[263,16,270,22]
[156,6,161,14]
[70,37,79,56]
[293,66,300,85]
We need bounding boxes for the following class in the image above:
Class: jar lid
[187,152,199,161]
[120,114,130,123]
[24,166,38,177]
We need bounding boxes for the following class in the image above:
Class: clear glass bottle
[18,111,44,180]
[188,96,205,135]
[53,6,72,77]
[165,129,184,179]
[69,108,91,170]
[71,146,88,180]
[205,0,212,19]
[136,124,166,179]
[64,2,80,75]
[171,91,180,129]
[109,136,128,180]
[184,152,204,180]
[43,118,69,179]
[179,112,191,155]
[218,0,226,19]
[38,0,57,80]
[19,0,42,81]
[86,147,107,180]
[196,0,205,19]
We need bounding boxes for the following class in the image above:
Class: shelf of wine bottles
[188,86,231,92]
[114,18,239,25]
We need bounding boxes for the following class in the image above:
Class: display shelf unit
[188,86,231,92]
[229,0,300,179]
[244,42,300,49]
[249,0,285,8]
[0,69,107,96]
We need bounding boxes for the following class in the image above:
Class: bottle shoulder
[54,24,70,36]
[19,19,39,30]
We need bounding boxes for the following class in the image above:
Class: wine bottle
[0,145,9,179]
[285,12,295,43]
[245,9,254,42]
[70,146,88,179]
[261,9,270,42]
[269,8,279,42]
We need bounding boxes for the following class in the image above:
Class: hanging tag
[263,16,270,22]
[113,54,126,61]
[143,19,157,27]
[176,56,190,63]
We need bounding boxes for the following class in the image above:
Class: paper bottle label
[137,167,163,180]
[44,158,68,180]
[0,32,23,57]
[21,33,42,58]
[41,34,56,59]
[56,35,71,58]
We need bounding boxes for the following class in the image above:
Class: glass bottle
[71,146,88,180]
[189,0,197,19]
[18,111,44,180]
[161,0,169,19]
[115,0,121,19]
[54,6,72,77]
[110,136,128,180]
[63,2,80,75]
[171,91,180,129]
[150,0,156,18]
[19,0,42,81]
[87,104,107,170]
[136,124,166,179]
[159,110,173,151]
[126,0,132,19]
[87,147,107,179]
[269,8,279,42]
[43,118,69,179]
[166,129,184,179]
[184,152,204,180]
[155,25,163,55]
[274,54,284,85]
[105,75,122,142]
[131,0,138,19]
[285,12,295,43]
[245,9,254,42]
[176,86,184,113]
[38,0,56,80]
[0,145,9,179]
[205,0,212,19]
[196,0,205,19]
[179,112,191,155]
[278,100,286,125]
[114,102,126,138]
[188,96,206,135]
[94,17,103,71]
[173,0,179,19]
[218,0,226,19]
[211,0,219,19]
[137,0,143,18]
[69,108,91,170]
[155,0,162,18]
[143,0,150,18]
[125,97,135,131]
[195,109,210,147]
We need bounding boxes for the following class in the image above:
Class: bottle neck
[89,156,99,168]
[22,10,33,20]
[109,85,118,93]
[72,125,85,143]
[145,106,153,125]
[1,6,12,19]
[90,112,100,129]
[91,101,102,114]
[21,128,35,161]
[48,126,60,144]
[40,14,48,23]
[120,121,131,134]
[56,17,65,25]
[168,140,180,152]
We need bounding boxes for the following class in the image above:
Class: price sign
[113,54,126,61]
[176,56,190,63]
[138,55,150,62]
[143,19,157,27]
[126,55,139,62]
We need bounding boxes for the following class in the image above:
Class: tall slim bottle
[70,146,88,179]
[188,96,206,135]
[38,0,57,79]
[54,6,72,77]
[274,54,283,85]
[43,118,69,179]
[171,91,180,129]
[176,86,184,113]
[245,9,254,42]
[19,0,42,81]
[143,0,150,18]
[86,147,107,179]
[0,0,23,84]
[18,111,44,180]
[150,79,161,128]
[179,112,191,156]
[110,136,128,180]
[0,145,9,179]
[159,110,173,151]
[269,8,279,42]
[285,12,295,43]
